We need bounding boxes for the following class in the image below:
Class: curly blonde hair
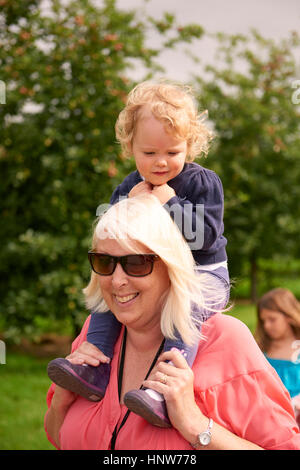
[115,80,213,161]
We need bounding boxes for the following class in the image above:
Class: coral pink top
[45,313,300,450]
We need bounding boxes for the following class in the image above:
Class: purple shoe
[47,358,110,402]
[124,389,171,428]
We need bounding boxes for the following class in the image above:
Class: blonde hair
[115,80,213,161]
[255,288,300,352]
[83,195,227,346]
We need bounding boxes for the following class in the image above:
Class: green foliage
[0,0,205,341]
[195,30,300,297]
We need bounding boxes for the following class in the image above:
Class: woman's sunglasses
[88,252,160,277]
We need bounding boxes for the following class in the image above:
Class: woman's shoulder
[201,312,255,345]
[195,313,271,387]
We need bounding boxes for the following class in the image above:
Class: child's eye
[144,152,155,155]
[168,152,178,156]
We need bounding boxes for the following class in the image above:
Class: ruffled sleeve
[193,314,300,450]
[196,368,300,449]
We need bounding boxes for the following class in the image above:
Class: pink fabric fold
[45,313,300,450]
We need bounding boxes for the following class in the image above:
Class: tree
[194,30,300,301]
[0,0,204,340]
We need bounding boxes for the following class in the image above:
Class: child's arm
[109,171,143,205]
[153,172,226,263]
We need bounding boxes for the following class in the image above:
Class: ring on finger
[160,373,168,385]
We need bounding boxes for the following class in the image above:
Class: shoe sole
[124,393,171,428]
[47,362,104,402]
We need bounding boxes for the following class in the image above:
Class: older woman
[45,195,300,450]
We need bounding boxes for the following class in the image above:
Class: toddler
[48,81,230,427]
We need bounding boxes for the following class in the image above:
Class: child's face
[131,112,187,185]
[260,308,293,341]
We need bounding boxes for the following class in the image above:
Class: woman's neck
[118,325,164,403]
[125,324,164,355]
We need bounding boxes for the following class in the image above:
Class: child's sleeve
[110,183,126,205]
[109,171,141,205]
[164,170,226,261]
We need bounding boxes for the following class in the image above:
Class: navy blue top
[110,162,227,266]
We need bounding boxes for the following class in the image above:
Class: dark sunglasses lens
[124,255,153,276]
[91,254,115,275]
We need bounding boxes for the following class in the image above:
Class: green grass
[0,303,257,450]
[0,352,54,450]
[227,301,257,334]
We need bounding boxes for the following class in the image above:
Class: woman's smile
[113,292,139,306]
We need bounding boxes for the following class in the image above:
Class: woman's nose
[111,262,128,288]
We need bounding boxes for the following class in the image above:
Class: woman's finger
[142,378,168,395]
[66,342,110,366]
[156,348,190,369]
[66,352,99,366]
[157,361,193,382]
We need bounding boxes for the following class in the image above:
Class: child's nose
[156,156,168,167]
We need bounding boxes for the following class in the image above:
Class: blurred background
[0,0,299,449]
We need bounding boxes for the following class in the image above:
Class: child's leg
[164,265,230,367]
[87,311,122,359]
[47,311,122,402]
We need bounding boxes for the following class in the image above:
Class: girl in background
[255,287,300,427]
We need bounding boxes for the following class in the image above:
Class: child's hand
[128,181,153,198]
[152,183,176,205]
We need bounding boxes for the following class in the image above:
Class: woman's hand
[46,342,110,448]
[51,342,110,414]
[51,342,109,412]
[66,341,110,366]
[142,348,206,441]
[143,349,264,450]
